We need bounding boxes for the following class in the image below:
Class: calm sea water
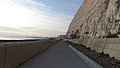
[0,37,46,40]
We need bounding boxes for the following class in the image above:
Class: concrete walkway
[19,41,90,68]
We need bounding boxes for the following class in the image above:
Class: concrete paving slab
[19,41,90,68]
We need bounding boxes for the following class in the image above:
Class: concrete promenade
[19,41,91,68]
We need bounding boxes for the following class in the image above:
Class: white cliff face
[66,0,120,39]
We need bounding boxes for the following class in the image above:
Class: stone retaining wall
[0,40,57,68]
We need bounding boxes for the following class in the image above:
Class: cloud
[0,26,63,37]
[26,0,47,7]
[0,0,73,37]
[0,26,45,37]
[11,0,52,10]
[0,1,37,27]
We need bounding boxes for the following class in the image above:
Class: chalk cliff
[66,0,120,39]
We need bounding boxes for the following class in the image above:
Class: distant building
[57,35,66,40]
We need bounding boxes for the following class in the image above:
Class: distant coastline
[0,39,37,43]
[0,37,55,42]
[0,37,49,40]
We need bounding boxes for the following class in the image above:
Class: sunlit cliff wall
[67,0,120,39]
[65,0,120,60]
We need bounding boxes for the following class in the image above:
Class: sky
[0,0,83,37]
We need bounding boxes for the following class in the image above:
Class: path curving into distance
[19,41,93,68]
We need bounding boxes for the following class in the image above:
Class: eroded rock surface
[66,0,120,39]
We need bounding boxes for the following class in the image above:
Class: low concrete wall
[66,38,120,60]
[103,38,120,60]
[68,45,103,68]
[0,45,5,68]
[0,40,57,68]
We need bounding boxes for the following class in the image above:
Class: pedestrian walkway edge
[68,45,103,68]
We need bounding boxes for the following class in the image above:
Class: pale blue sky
[0,0,83,37]
[14,0,83,16]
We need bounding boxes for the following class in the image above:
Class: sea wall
[66,38,120,60]
[0,40,57,68]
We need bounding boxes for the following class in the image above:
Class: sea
[0,37,48,40]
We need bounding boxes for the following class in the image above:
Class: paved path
[19,41,90,68]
